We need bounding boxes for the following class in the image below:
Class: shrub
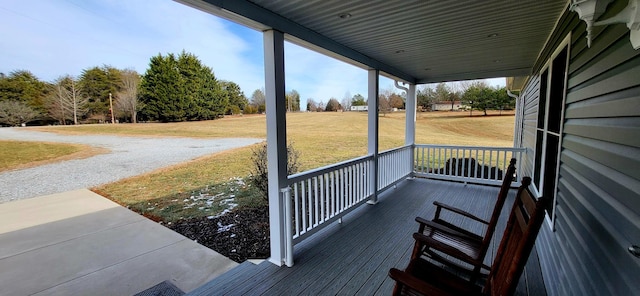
[244,105,258,114]
[251,142,300,200]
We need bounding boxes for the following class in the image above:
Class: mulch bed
[167,206,270,263]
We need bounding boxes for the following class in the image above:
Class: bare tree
[341,91,352,112]
[47,76,88,125]
[0,100,40,126]
[116,69,141,123]
[379,88,393,116]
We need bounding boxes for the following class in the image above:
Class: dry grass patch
[0,140,107,172]
[94,145,265,222]
[31,115,267,138]
[92,110,514,222]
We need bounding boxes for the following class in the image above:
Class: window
[533,35,570,224]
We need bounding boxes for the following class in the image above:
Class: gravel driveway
[0,128,263,203]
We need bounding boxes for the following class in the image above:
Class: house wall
[520,1,640,295]
[430,102,462,111]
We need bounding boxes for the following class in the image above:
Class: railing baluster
[318,174,327,222]
[294,182,300,236]
[310,176,320,227]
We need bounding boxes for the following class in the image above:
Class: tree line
[417,81,515,115]
[1,52,514,127]
[0,51,252,126]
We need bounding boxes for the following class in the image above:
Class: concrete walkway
[0,189,238,295]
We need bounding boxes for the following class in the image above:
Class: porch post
[406,84,417,176]
[367,69,379,204]
[264,29,289,266]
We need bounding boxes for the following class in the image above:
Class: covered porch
[189,178,546,295]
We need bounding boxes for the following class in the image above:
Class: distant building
[431,101,463,111]
[350,105,368,111]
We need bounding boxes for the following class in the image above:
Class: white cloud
[0,0,264,96]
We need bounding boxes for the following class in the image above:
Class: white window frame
[532,33,571,229]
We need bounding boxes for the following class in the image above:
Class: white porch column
[367,69,379,204]
[406,84,417,177]
[264,29,289,266]
[405,84,417,146]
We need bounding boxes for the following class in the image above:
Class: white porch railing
[414,144,526,186]
[378,145,414,191]
[278,144,525,266]
[285,155,374,245]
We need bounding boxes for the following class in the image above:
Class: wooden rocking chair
[389,177,549,296]
[414,158,517,281]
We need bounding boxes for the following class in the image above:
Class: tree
[250,88,266,113]
[417,85,436,111]
[493,87,514,113]
[221,81,247,115]
[47,75,89,125]
[0,70,48,113]
[462,81,493,115]
[115,69,141,123]
[378,90,392,116]
[316,100,325,112]
[325,98,341,111]
[79,65,123,119]
[139,51,227,122]
[341,91,352,112]
[285,89,301,112]
[306,98,317,112]
[434,82,455,110]
[389,93,405,109]
[351,94,366,106]
[0,100,40,126]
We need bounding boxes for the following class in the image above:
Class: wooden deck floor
[189,178,546,296]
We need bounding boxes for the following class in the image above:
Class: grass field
[30,110,515,222]
[0,141,106,172]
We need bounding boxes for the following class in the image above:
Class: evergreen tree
[140,51,227,122]
[0,70,48,113]
[351,94,366,106]
[79,65,123,119]
[221,81,247,115]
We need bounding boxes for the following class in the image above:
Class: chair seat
[389,257,483,296]
[423,226,482,260]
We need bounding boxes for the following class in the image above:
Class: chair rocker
[415,158,517,281]
[389,177,549,296]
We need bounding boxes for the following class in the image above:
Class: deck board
[189,178,546,295]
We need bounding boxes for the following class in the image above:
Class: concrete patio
[0,189,237,295]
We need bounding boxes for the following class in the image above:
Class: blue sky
[0,0,503,108]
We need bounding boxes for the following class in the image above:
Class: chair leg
[470,265,482,283]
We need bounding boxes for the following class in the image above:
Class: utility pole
[109,92,115,124]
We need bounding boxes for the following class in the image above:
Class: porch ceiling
[180,0,568,84]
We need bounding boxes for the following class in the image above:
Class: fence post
[281,187,294,267]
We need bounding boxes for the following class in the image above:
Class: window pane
[537,70,548,129]
[543,134,560,216]
[548,46,568,133]
[534,130,545,187]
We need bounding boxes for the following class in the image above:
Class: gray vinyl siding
[521,75,540,179]
[519,1,640,295]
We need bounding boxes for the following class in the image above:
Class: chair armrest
[433,201,488,224]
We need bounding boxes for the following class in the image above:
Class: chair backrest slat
[478,158,517,256]
[484,177,549,296]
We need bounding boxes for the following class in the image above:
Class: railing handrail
[379,144,413,156]
[415,144,526,152]
[287,154,373,185]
